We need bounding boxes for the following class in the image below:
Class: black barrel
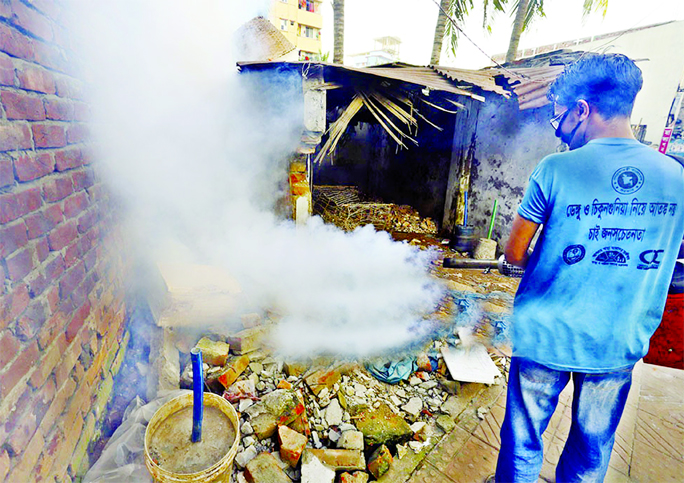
[450,225,480,254]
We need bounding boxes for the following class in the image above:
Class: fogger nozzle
[443,255,525,278]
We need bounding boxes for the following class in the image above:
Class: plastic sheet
[365,356,416,384]
[83,390,191,483]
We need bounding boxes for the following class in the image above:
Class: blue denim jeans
[495,357,633,483]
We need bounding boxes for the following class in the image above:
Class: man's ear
[576,99,590,121]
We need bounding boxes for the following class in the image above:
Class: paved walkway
[406,361,684,483]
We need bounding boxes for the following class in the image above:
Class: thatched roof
[234,16,296,62]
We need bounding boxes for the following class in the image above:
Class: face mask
[558,118,582,146]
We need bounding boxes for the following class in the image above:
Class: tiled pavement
[405,361,684,483]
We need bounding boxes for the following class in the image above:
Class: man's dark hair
[547,53,643,118]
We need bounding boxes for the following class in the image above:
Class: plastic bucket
[144,392,240,483]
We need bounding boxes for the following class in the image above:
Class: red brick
[0,340,38,398]
[59,261,84,299]
[34,40,67,73]
[0,90,45,120]
[66,123,88,144]
[53,340,77,386]
[34,235,49,261]
[0,154,13,187]
[83,248,97,272]
[40,378,75,435]
[66,301,90,343]
[0,121,32,151]
[44,254,64,283]
[15,298,46,340]
[71,169,94,191]
[63,239,82,268]
[32,123,66,148]
[55,76,82,100]
[47,220,77,250]
[0,283,30,329]
[62,191,88,219]
[14,151,55,181]
[42,175,73,202]
[0,23,34,61]
[6,245,34,281]
[0,220,28,257]
[27,270,47,297]
[0,187,42,223]
[6,428,44,483]
[0,52,13,87]
[30,333,66,388]
[17,65,55,94]
[45,285,59,313]
[77,210,97,234]
[54,146,82,171]
[10,0,54,42]
[25,204,62,238]
[6,408,37,457]
[37,310,65,350]
[44,97,73,120]
[0,330,20,369]
[34,428,62,482]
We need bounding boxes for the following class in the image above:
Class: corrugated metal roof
[236,61,486,101]
[495,65,566,110]
[432,64,566,110]
[429,66,509,97]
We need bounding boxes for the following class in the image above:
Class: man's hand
[505,214,540,268]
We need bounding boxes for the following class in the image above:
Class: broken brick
[227,326,269,354]
[339,472,370,483]
[217,355,249,389]
[367,444,393,479]
[278,425,307,467]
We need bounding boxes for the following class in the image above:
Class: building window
[299,0,317,13]
[299,25,319,39]
[280,18,288,30]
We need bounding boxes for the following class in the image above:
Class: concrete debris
[353,402,412,446]
[304,448,366,471]
[300,451,335,483]
[324,398,343,426]
[227,326,270,354]
[195,337,231,366]
[244,452,292,483]
[235,445,259,469]
[337,430,364,450]
[402,397,423,419]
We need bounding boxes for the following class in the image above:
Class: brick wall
[0,1,129,481]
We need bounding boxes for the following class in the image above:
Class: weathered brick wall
[0,1,129,481]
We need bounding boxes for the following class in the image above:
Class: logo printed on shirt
[636,249,664,270]
[562,245,586,265]
[611,167,644,194]
[592,247,630,266]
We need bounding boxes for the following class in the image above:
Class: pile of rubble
[178,322,505,483]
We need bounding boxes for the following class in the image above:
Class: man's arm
[505,214,540,268]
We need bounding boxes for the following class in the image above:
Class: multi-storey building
[269,0,323,61]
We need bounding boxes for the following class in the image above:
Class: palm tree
[434,0,609,65]
[332,0,344,64]
[431,0,507,65]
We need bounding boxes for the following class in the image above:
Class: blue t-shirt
[513,138,684,372]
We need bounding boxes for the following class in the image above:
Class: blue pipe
[463,191,469,226]
[191,348,203,443]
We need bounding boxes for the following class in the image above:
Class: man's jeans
[495,357,633,483]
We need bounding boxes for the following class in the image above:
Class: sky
[319,0,684,68]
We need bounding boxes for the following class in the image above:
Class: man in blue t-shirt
[490,54,684,483]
